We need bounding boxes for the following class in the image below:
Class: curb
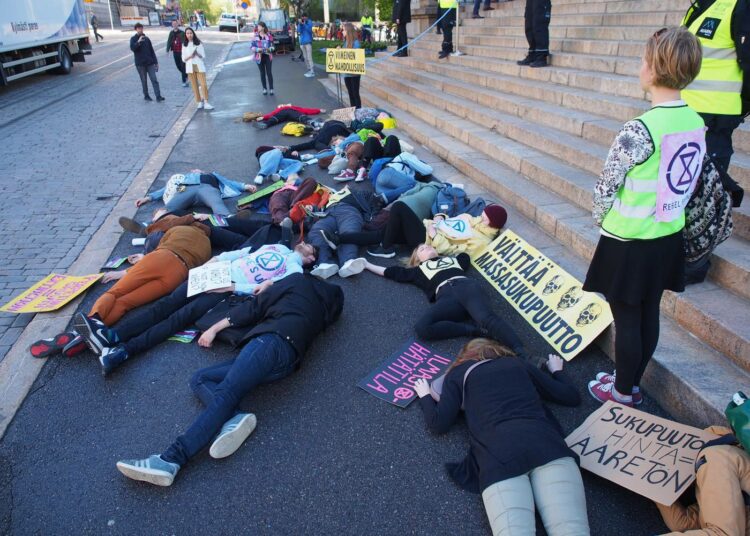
[0,43,234,440]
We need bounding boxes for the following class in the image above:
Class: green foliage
[375,0,392,22]
[279,0,309,17]
[180,0,221,23]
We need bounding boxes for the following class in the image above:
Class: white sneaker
[262,89,267,95]
[339,257,366,278]
[203,102,214,110]
[300,154,314,161]
[311,263,339,280]
[196,101,203,109]
[303,158,318,166]
[355,167,367,182]
[254,174,265,185]
[209,413,257,459]
[304,71,315,78]
[269,89,274,95]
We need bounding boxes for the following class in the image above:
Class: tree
[280,0,311,17]
[375,0,392,22]
[179,0,221,23]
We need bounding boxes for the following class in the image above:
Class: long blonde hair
[343,22,356,48]
[448,338,515,371]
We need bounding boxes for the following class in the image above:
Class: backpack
[281,122,313,137]
[464,196,487,217]
[432,184,470,217]
[289,184,330,229]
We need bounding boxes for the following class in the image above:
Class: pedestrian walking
[517,0,552,67]
[130,23,164,102]
[342,23,362,108]
[297,15,315,78]
[438,0,457,59]
[392,0,411,56]
[252,22,275,95]
[90,14,103,42]
[182,28,213,110]
[584,28,707,406]
[166,20,188,87]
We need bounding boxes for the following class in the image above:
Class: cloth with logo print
[383,253,471,301]
[426,214,499,258]
[214,244,304,295]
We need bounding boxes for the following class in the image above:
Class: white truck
[0,0,92,85]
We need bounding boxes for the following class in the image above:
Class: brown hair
[644,26,702,90]
[448,338,515,371]
[344,22,356,49]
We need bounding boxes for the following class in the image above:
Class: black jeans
[93,27,103,42]
[472,0,491,15]
[700,112,744,174]
[265,109,305,127]
[172,51,187,83]
[610,294,662,395]
[383,201,425,248]
[415,278,524,353]
[396,23,408,56]
[136,64,161,98]
[257,54,273,90]
[344,76,362,108]
[524,0,551,55]
[363,136,402,164]
[114,281,229,356]
[440,9,456,54]
[309,203,364,266]
[209,222,292,251]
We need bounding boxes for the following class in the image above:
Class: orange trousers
[89,249,188,325]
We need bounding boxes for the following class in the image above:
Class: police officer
[438,0,457,59]
[517,0,552,67]
[392,0,411,57]
[361,12,373,43]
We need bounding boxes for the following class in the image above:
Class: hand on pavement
[546,354,564,373]
[101,270,125,284]
[413,378,430,398]
[135,197,150,207]
[198,330,216,347]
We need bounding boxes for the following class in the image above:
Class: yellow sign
[472,230,612,359]
[1,273,102,314]
[326,48,366,75]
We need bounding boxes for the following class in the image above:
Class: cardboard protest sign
[566,402,717,505]
[186,261,232,298]
[237,180,285,208]
[472,230,612,360]
[358,341,453,408]
[168,330,199,343]
[1,273,102,313]
[330,106,356,123]
[325,48,366,75]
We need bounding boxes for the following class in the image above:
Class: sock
[612,387,633,403]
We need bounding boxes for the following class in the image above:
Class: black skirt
[583,231,685,305]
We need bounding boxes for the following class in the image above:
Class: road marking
[84,39,167,75]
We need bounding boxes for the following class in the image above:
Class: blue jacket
[147,172,247,202]
[297,20,313,45]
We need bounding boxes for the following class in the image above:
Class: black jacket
[166,29,185,52]
[384,253,471,301]
[392,0,412,23]
[130,33,158,66]
[228,273,344,356]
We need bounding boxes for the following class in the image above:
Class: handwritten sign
[326,48,366,75]
[186,261,232,298]
[1,273,102,313]
[103,257,128,269]
[472,230,613,360]
[566,402,717,505]
[358,341,454,408]
[168,330,199,343]
[330,106,356,124]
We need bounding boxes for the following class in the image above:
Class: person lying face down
[115,273,344,487]
[74,240,318,376]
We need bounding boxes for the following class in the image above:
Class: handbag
[725,391,750,452]
[429,359,491,408]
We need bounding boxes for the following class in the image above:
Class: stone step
[457,0,687,15]
[455,33,645,58]
[320,75,750,428]
[365,65,750,300]
[459,10,684,29]
[456,23,657,41]
[354,75,750,372]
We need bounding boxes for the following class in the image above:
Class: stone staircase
[321,0,750,426]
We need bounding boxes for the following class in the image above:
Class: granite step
[457,0,687,15]
[459,11,684,28]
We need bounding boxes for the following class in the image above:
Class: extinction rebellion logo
[256,252,284,271]
[665,142,701,195]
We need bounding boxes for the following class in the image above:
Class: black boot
[529,53,549,68]
[516,51,534,65]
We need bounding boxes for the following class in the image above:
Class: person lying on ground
[134,171,257,216]
[654,424,750,536]
[253,104,326,130]
[286,120,351,154]
[308,185,383,280]
[412,338,588,535]
[363,244,525,352]
[75,239,317,375]
[371,151,433,203]
[424,204,507,257]
[115,273,343,487]
[254,146,305,185]
[31,222,212,358]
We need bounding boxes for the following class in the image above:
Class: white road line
[84,39,167,76]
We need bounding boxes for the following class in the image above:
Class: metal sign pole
[451,4,463,56]
[234,2,240,40]
[107,0,114,30]
[336,73,343,106]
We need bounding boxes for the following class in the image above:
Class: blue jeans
[376,167,417,204]
[161,334,298,467]
[165,184,231,215]
[258,149,304,178]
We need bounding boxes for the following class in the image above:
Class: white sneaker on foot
[203,101,214,110]
[339,257,366,278]
[209,413,257,459]
[311,263,339,280]
[304,71,315,78]
[254,174,265,185]
[196,101,203,109]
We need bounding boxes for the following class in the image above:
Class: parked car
[218,13,245,32]
[258,9,294,51]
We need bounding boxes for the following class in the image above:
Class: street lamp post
[107,0,114,30]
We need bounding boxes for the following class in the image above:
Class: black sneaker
[438,51,450,59]
[156,96,166,102]
[319,229,339,250]
[144,95,153,101]
[118,216,147,236]
[516,54,533,65]
[529,56,548,68]
[367,245,396,258]
[74,312,114,357]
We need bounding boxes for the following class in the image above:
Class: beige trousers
[188,71,208,102]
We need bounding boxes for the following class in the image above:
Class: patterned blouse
[251,33,274,63]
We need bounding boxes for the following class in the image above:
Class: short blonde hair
[644,26,702,90]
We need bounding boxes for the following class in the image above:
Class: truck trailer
[0,0,92,85]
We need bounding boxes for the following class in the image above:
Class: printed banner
[168,330,199,343]
[186,261,232,297]
[0,273,102,314]
[237,180,285,207]
[330,106,356,123]
[566,402,717,505]
[325,48,366,75]
[472,230,612,360]
[358,341,454,408]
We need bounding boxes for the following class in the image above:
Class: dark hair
[134,23,143,29]
[257,22,269,34]
[183,27,201,46]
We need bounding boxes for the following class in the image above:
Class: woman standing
[584,27,705,406]
[342,23,361,108]
[252,22,275,95]
[412,339,589,535]
[182,28,213,110]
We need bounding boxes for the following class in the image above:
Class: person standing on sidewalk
[252,22,275,95]
[182,28,213,110]
[392,0,411,57]
[438,0,457,59]
[166,20,188,87]
[342,23,362,108]
[90,14,103,42]
[297,15,315,78]
[517,0,552,67]
[130,23,164,102]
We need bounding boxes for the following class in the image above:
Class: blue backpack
[432,184,470,217]
[464,196,487,217]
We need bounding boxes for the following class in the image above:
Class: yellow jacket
[424,214,499,258]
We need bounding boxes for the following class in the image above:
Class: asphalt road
[0,43,672,535]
